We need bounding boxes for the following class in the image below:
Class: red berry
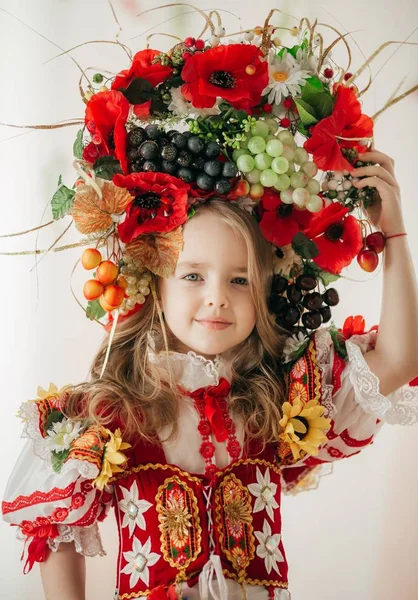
[184,37,195,47]
[194,39,205,50]
[323,68,334,78]
[344,72,353,81]
[365,232,386,254]
[280,117,291,128]
[283,97,293,109]
[263,103,273,113]
[182,52,192,62]
[357,248,379,272]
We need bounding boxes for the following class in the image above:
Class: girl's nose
[204,282,229,308]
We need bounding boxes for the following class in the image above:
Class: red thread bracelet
[385,232,408,240]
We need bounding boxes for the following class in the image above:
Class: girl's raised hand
[351,149,406,236]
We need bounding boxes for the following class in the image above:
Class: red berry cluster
[183,37,205,61]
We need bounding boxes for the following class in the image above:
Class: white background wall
[0,1,417,599]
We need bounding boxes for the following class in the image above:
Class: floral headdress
[2,6,417,365]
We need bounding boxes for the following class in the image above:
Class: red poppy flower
[304,202,363,273]
[259,189,314,247]
[339,315,378,340]
[113,172,190,243]
[304,84,374,172]
[112,49,173,91]
[181,44,268,111]
[84,90,130,173]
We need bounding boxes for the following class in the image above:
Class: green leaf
[303,77,324,96]
[121,77,154,104]
[86,299,107,321]
[51,185,75,220]
[318,270,341,286]
[233,110,248,122]
[51,449,70,474]
[165,76,183,89]
[291,232,319,259]
[57,174,63,187]
[45,409,64,434]
[329,325,348,360]
[73,128,84,159]
[309,92,334,120]
[294,99,318,126]
[93,155,122,180]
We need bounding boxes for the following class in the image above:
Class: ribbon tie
[185,378,231,443]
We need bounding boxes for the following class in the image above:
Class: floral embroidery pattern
[255,519,285,575]
[120,536,160,588]
[248,467,279,521]
[118,481,153,537]
[155,476,201,570]
[215,474,255,579]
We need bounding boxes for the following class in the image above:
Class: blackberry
[172,133,187,149]
[127,147,139,162]
[142,160,160,172]
[204,160,222,177]
[145,124,164,140]
[128,127,146,148]
[196,173,215,191]
[177,168,196,183]
[167,129,179,139]
[286,284,303,305]
[139,141,159,160]
[214,179,232,195]
[302,292,323,311]
[161,160,178,175]
[176,150,193,168]
[295,274,317,291]
[187,136,205,154]
[161,144,178,162]
[322,288,339,306]
[130,160,145,173]
[191,156,205,170]
[157,137,170,149]
[222,162,238,178]
[205,141,221,158]
[302,310,322,330]
[271,275,288,295]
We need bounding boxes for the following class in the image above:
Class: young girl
[2,150,418,600]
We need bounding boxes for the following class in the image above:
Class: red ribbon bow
[185,378,231,443]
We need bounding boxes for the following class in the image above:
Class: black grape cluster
[269,274,340,335]
[126,125,238,193]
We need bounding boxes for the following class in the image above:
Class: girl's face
[159,211,257,358]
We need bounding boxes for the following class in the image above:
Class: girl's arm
[40,542,86,600]
[352,150,418,396]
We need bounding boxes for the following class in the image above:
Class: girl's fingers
[357,150,396,176]
[351,165,398,188]
[353,176,392,196]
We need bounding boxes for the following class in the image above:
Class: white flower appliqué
[118,481,153,537]
[255,519,285,575]
[45,419,83,452]
[248,467,279,520]
[120,536,160,588]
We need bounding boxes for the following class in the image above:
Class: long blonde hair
[66,199,289,447]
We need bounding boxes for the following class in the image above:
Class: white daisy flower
[255,519,285,575]
[248,467,279,520]
[120,536,160,588]
[168,87,220,118]
[45,419,83,452]
[282,331,310,363]
[263,50,311,106]
[118,481,153,538]
[273,244,303,278]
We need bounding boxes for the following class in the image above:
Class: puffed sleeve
[1,384,128,573]
[279,327,418,495]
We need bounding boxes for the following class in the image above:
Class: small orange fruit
[83,279,105,301]
[81,248,102,270]
[103,285,125,308]
[96,260,119,285]
[99,295,118,312]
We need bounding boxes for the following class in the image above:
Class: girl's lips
[195,319,232,330]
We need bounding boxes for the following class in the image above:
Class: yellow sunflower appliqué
[93,428,131,490]
[279,398,331,461]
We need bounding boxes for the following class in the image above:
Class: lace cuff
[346,336,418,426]
[48,522,106,557]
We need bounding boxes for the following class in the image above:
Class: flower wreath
[2,6,417,346]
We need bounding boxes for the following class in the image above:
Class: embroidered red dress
[2,327,418,599]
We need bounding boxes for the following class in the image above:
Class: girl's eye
[183,273,202,282]
[233,277,248,286]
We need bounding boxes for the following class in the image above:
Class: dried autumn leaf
[125,227,184,277]
[71,181,132,234]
